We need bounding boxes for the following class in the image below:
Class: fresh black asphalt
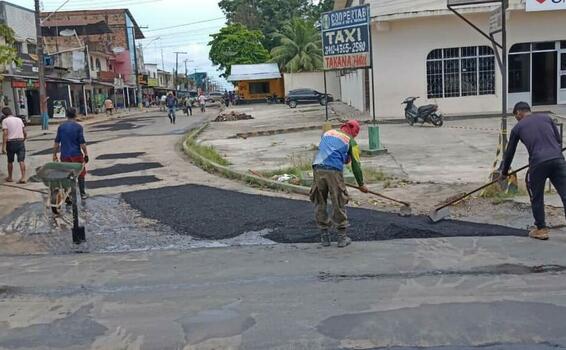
[96,152,146,160]
[90,162,163,176]
[122,184,526,242]
[32,141,103,155]
[86,175,160,189]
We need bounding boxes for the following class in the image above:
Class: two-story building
[0,1,39,119]
[335,0,566,118]
[41,8,145,111]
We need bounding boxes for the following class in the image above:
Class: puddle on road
[0,196,276,256]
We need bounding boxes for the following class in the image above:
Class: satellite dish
[59,29,77,37]
[112,47,126,54]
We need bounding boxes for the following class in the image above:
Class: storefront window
[426,46,495,98]
[532,41,556,51]
[510,43,530,53]
[509,54,530,93]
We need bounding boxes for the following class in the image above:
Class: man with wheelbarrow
[310,120,368,248]
[52,108,90,200]
[500,102,566,241]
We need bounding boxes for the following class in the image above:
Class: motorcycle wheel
[431,114,444,127]
[405,114,414,126]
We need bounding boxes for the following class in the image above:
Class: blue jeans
[526,158,566,228]
[168,107,176,122]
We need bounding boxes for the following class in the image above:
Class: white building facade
[335,0,566,118]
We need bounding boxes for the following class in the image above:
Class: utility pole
[129,26,148,109]
[173,51,186,95]
[160,45,165,71]
[34,0,49,130]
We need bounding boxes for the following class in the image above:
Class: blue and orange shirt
[313,129,364,186]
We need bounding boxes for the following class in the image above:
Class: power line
[145,17,225,32]
[42,0,162,10]
[142,25,222,40]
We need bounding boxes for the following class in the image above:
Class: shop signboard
[526,0,566,12]
[53,100,67,119]
[11,80,39,89]
[321,4,371,70]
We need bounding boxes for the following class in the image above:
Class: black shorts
[6,140,25,163]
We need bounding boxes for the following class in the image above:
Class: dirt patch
[90,162,163,177]
[213,111,254,122]
[122,184,525,242]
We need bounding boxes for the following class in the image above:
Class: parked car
[285,89,333,108]
[207,92,224,103]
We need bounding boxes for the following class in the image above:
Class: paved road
[2,108,566,349]
[2,238,566,349]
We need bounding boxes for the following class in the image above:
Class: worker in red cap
[310,120,368,248]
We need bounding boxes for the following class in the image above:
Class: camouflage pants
[310,169,349,231]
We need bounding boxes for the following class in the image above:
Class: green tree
[270,18,322,73]
[218,0,335,51]
[208,23,270,78]
[0,24,21,77]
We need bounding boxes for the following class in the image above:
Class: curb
[229,113,519,139]
[183,124,310,196]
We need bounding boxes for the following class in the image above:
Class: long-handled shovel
[429,147,566,223]
[345,184,412,217]
[428,164,529,223]
[248,169,412,216]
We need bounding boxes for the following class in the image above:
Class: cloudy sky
[19,0,230,88]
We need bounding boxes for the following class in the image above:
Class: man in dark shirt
[53,108,90,200]
[500,102,566,240]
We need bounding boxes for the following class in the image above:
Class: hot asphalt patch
[122,185,526,242]
[86,175,160,189]
[32,141,103,155]
[90,162,163,176]
[96,152,146,160]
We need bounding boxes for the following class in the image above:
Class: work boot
[320,230,331,247]
[529,227,550,240]
[337,231,352,248]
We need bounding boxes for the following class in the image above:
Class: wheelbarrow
[36,162,86,244]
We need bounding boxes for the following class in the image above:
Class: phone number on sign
[324,42,367,55]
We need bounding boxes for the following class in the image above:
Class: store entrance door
[532,51,557,106]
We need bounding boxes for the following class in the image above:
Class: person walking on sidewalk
[166,92,177,124]
[310,120,368,248]
[104,97,114,116]
[1,107,27,183]
[53,108,90,200]
[198,93,206,113]
[500,102,566,240]
[184,96,193,116]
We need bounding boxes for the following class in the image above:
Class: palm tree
[270,18,322,73]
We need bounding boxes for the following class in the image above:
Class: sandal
[17,179,27,184]
[4,177,13,182]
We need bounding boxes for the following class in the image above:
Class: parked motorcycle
[402,97,443,127]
